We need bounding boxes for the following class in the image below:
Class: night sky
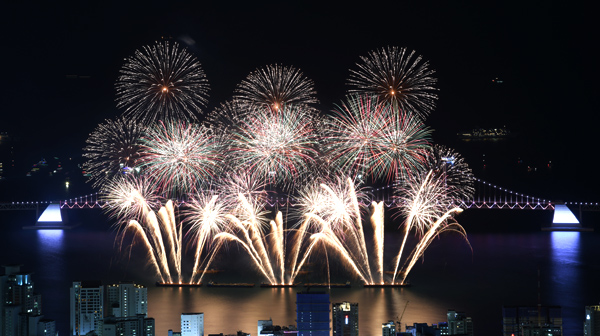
[2,1,597,199]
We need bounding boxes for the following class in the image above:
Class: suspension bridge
[1,178,597,231]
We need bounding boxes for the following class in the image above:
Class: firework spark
[101,174,160,222]
[423,144,475,201]
[83,117,145,187]
[122,200,183,283]
[184,193,230,283]
[347,46,437,119]
[234,64,317,111]
[140,121,223,196]
[323,95,431,182]
[227,105,320,189]
[297,177,374,284]
[391,170,468,284]
[214,192,282,284]
[116,41,210,123]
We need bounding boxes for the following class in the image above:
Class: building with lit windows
[382,321,396,336]
[296,292,330,336]
[71,281,149,336]
[101,314,155,336]
[502,306,562,336]
[70,281,104,336]
[332,302,358,336]
[258,319,274,336]
[182,313,204,336]
[1,265,54,336]
[37,319,56,336]
[585,304,600,336]
[106,282,148,318]
[447,310,473,335]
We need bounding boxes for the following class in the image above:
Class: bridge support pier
[23,203,77,230]
[542,204,593,232]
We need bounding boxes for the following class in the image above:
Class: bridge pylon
[542,202,593,232]
[23,203,77,230]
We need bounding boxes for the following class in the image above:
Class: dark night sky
[2,1,598,198]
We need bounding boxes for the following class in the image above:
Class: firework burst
[423,144,475,201]
[140,121,223,196]
[234,64,317,111]
[83,117,145,187]
[227,105,320,189]
[323,95,431,182]
[347,46,437,119]
[115,41,210,123]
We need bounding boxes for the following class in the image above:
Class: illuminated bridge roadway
[1,178,597,231]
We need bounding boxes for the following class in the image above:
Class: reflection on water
[549,232,583,328]
[146,284,445,336]
[36,230,66,281]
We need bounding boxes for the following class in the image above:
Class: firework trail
[184,193,230,283]
[140,121,223,196]
[227,104,320,189]
[83,117,145,187]
[323,95,431,182]
[234,64,317,111]
[397,206,467,285]
[101,174,160,221]
[116,40,209,123]
[347,46,437,119]
[297,177,375,284]
[391,170,466,284]
[122,200,183,283]
[371,201,385,284]
[214,193,278,284]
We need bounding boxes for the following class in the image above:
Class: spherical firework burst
[234,64,317,111]
[83,117,146,188]
[115,41,210,123]
[323,95,431,182]
[423,145,475,201]
[227,105,320,189]
[140,121,223,196]
[347,46,437,119]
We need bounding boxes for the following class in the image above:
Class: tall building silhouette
[106,283,148,318]
[70,281,104,336]
[296,292,330,336]
[1,265,55,336]
[503,306,562,336]
[585,304,600,336]
[332,302,358,336]
[447,310,473,335]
